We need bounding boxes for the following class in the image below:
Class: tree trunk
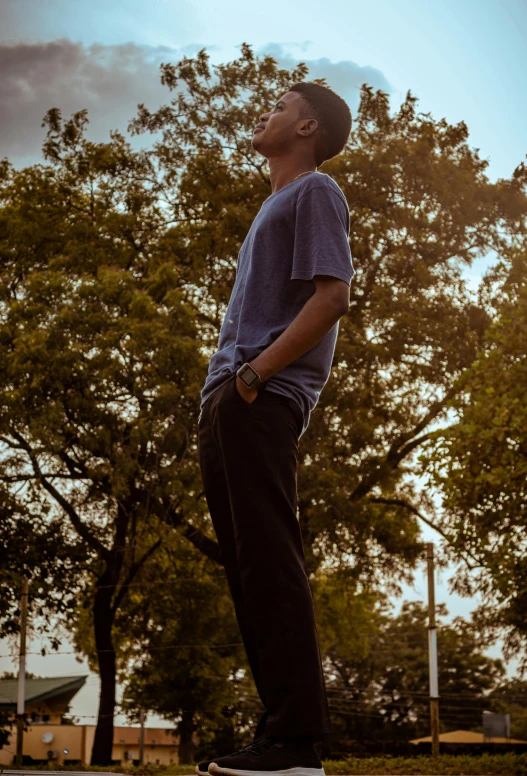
[178,709,196,764]
[91,584,117,766]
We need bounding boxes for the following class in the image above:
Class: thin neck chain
[292,169,317,182]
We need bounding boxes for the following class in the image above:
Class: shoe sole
[196,768,209,775]
[208,765,325,776]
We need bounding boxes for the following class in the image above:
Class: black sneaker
[208,736,325,776]
[196,741,263,776]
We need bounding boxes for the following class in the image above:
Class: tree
[313,575,505,749]
[0,119,207,764]
[84,537,255,764]
[0,492,82,644]
[424,241,527,662]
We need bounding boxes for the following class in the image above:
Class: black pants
[198,373,331,743]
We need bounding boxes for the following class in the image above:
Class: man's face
[251,91,310,158]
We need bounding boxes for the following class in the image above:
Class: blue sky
[0,0,525,725]
[1,0,525,181]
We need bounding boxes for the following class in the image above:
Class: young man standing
[197,82,354,776]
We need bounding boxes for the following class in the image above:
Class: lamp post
[15,577,29,768]
[426,544,440,757]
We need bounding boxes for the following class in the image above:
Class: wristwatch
[237,362,264,390]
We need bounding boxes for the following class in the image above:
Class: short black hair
[289,81,352,166]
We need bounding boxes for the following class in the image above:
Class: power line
[0,642,245,659]
[325,686,520,700]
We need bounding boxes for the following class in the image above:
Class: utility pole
[139,708,145,766]
[426,543,440,757]
[16,577,29,768]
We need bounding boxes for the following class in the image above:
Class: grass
[322,753,527,774]
[19,753,527,775]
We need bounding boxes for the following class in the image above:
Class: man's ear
[296,118,318,138]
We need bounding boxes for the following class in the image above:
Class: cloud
[259,43,396,114]
[0,38,395,169]
[0,39,186,168]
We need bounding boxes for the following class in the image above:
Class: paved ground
[0,771,125,776]
[2,770,490,776]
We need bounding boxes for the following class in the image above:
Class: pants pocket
[231,373,261,406]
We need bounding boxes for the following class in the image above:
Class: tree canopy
[0,114,207,763]
[313,577,505,750]
[424,244,527,662]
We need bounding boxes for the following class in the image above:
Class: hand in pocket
[235,375,259,404]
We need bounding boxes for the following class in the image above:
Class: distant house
[0,675,88,724]
[410,729,527,745]
[0,675,197,766]
[111,726,199,765]
[1,723,194,766]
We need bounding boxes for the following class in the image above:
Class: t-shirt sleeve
[291,185,354,285]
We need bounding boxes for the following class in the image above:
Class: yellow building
[1,724,189,766]
[0,675,88,725]
[0,675,197,766]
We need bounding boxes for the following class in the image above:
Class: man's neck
[268,156,318,194]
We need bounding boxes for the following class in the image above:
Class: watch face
[242,368,259,386]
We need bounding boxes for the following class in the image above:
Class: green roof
[0,675,87,709]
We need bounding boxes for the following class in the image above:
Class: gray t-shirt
[200,171,354,436]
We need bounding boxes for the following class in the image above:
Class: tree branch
[9,429,109,561]
[351,385,459,501]
[368,496,481,569]
[386,386,459,459]
[149,495,223,566]
[181,521,223,565]
[112,537,163,614]
[0,473,91,482]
